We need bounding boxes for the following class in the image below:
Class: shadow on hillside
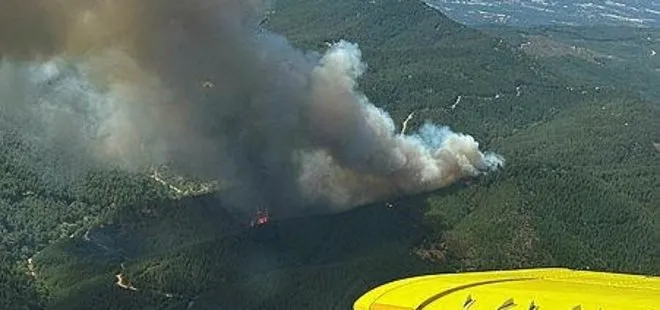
[39,184,472,309]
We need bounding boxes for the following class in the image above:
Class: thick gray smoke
[0,0,503,216]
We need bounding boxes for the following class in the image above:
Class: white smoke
[298,41,504,209]
[0,0,504,216]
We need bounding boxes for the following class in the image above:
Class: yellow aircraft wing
[354,268,660,309]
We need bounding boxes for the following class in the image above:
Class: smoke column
[0,0,503,216]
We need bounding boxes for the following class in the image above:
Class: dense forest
[0,0,658,309]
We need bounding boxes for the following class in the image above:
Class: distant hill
[2,0,658,309]
[426,0,660,27]
[479,24,660,102]
[267,0,586,141]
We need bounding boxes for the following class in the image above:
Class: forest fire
[250,209,270,227]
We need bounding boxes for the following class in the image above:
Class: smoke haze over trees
[0,0,502,216]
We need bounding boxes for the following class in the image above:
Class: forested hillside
[0,0,658,309]
[479,25,660,102]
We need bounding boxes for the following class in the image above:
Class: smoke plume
[0,0,503,216]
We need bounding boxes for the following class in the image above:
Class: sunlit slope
[425,96,659,274]
[480,25,660,103]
